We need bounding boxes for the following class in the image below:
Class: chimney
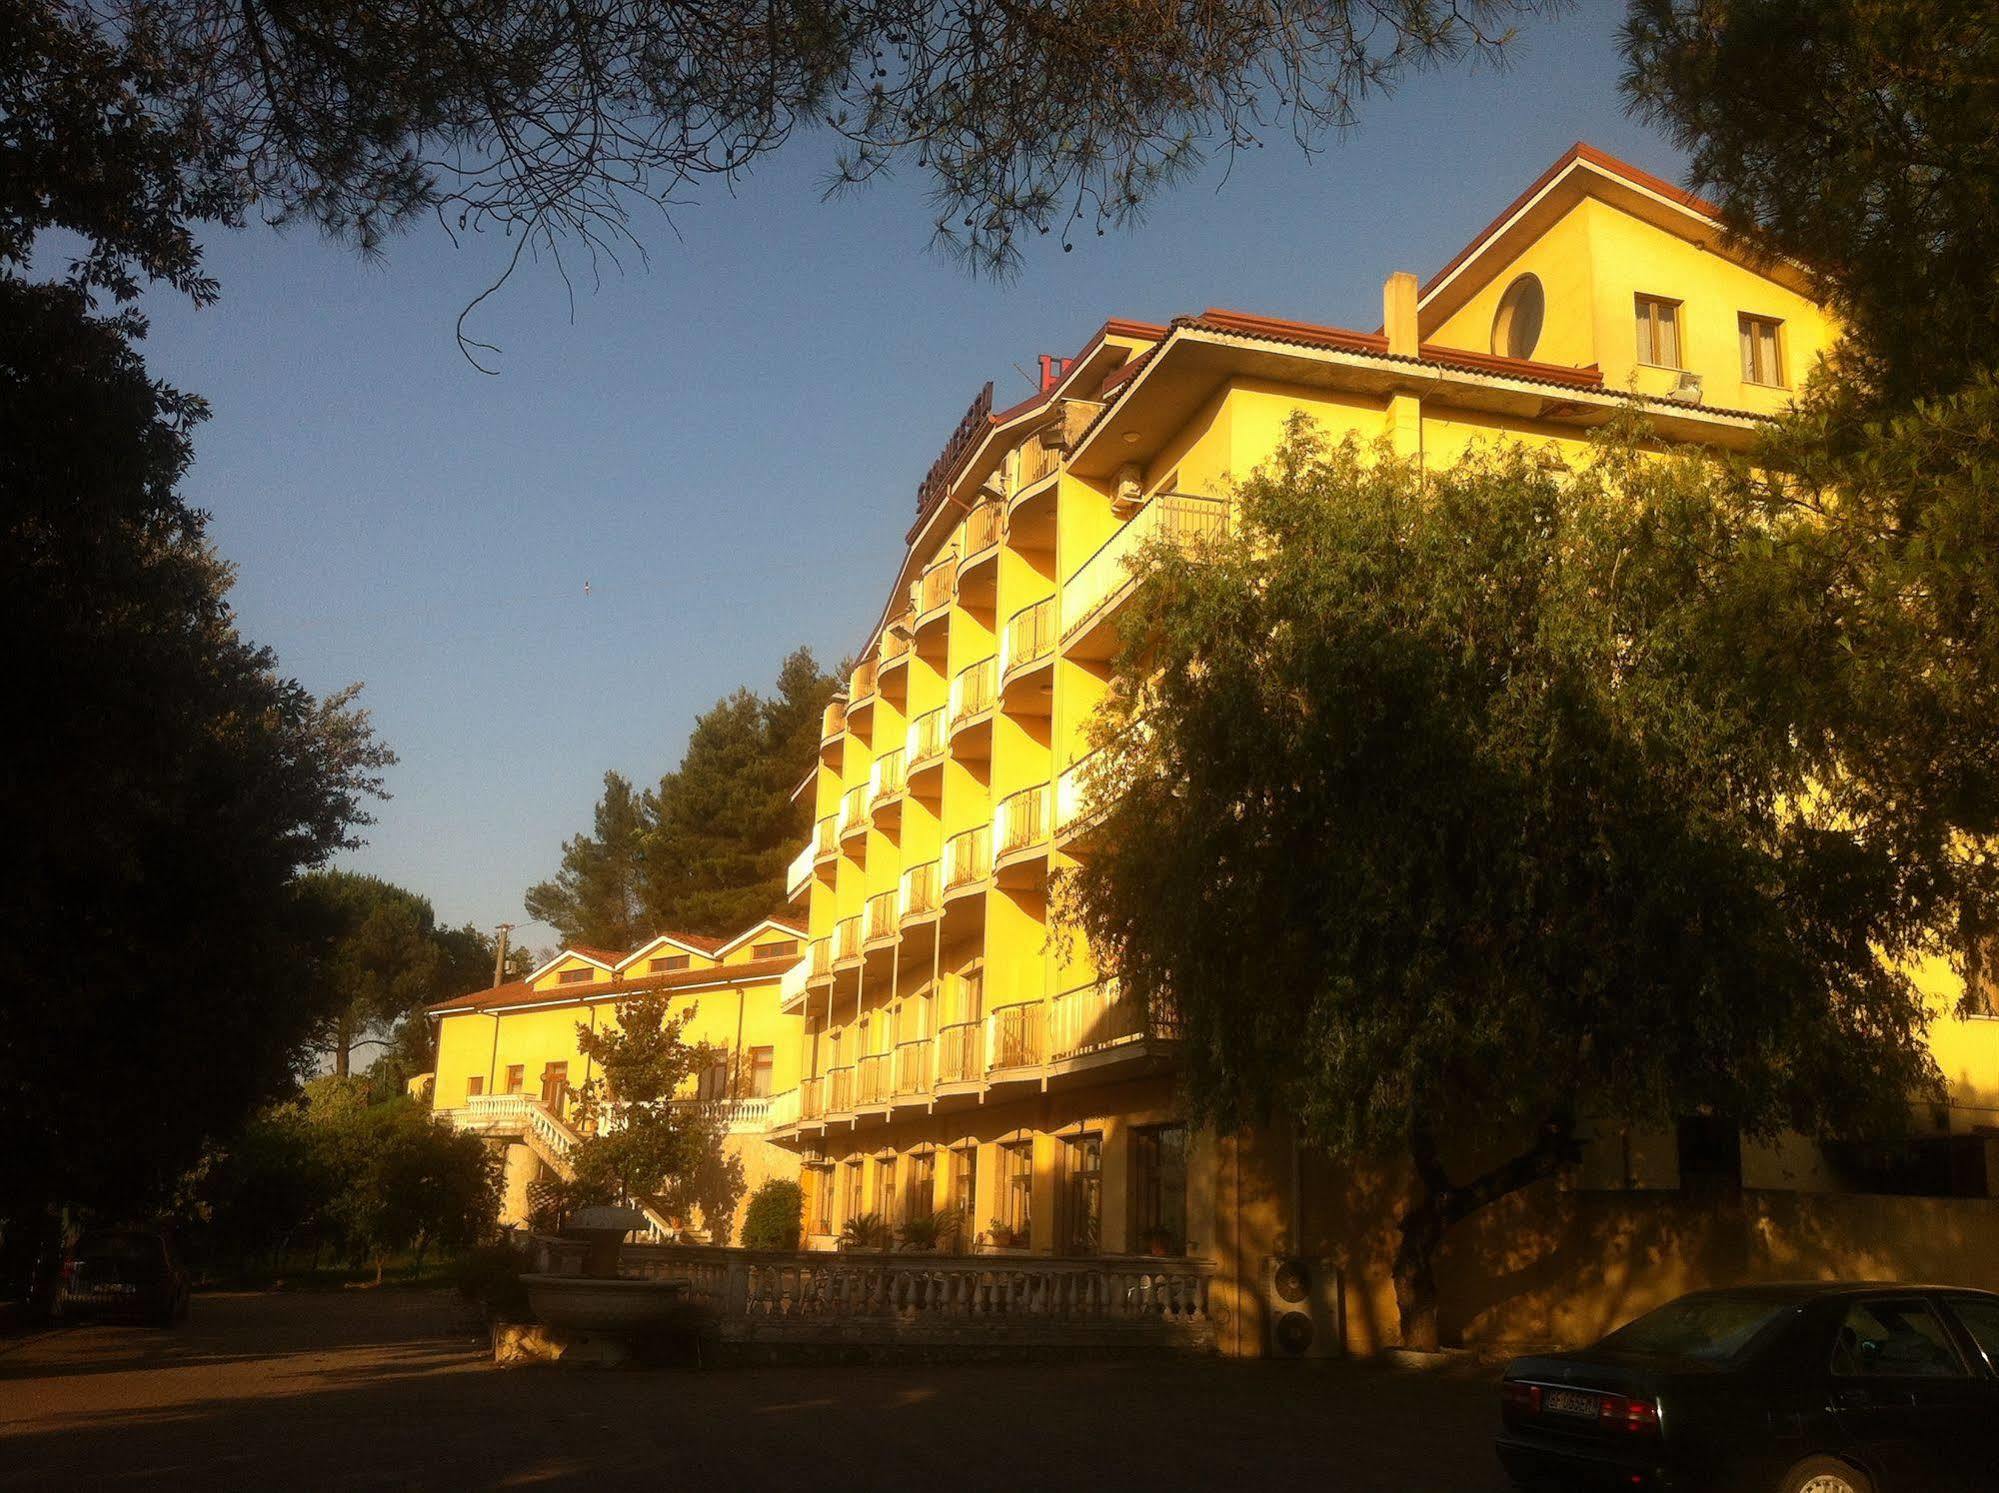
[1038,354,1073,393]
[1383,271,1420,358]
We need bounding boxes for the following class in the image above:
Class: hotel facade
[433,145,1999,1353]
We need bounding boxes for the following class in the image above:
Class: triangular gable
[712,917,810,961]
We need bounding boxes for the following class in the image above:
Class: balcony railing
[850,657,878,701]
[907,707,946,767]
[786,841,815,900]
[936,1020,983,1083]
[834,915,863,963]
[826,1066,854,1113]
[1051,979,1181,1059]
[949,656,996,724]
[821,698,847,741]
[864,890,898,944]
[856,1052,892,1106]
[808,936,832,978]
[900,860,940,921]
[800,1076,824,1120]
[1064,493,1228,640]
[838,785,868,838]
[765,1088,799,1130]
[881,615,913,663]
[1020,427,1064,488]
[996,784,1050,857]
[988,1002,1045,1071]
[1055,751,1108,836]
[1000,596,1057,678]
[894,1039,932,1096]
[780,957,809,1008]
[814,815,838,858]
[868,747,906,806]
[964,501,1004,557]
[945,824,991,888]
[916,555,958,615]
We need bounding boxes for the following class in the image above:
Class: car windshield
[76,1234,157,1263]
[1597,1294,1796,1364]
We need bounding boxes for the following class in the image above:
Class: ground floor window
[746,1045,774,1097]
[466,1075,484,1098]
[504,1064,524,1094]
[696,1052,730,1101]
[1060,1133,1103,1255]
[907,1149,935,1221]
[538,1061,569,1111]
[873,1155,899,1224]
[805,1165,834,1236]
[844,1161,864,1228]
[1132,1124,1189,1255]
[995,1141,1033,1247]
[951,1146,977,1236]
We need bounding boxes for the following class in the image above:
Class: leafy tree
[7,0,1555,346]
[0,280,390,1251]
[740,1177,805,1251]
[366,925,532,1102]
[643,646,841,935]
[524,770,654,951]
[566,989,744,1236]
[1622,0,1999,419]
[301,873,444,1077]
[1062,422,1986,1348]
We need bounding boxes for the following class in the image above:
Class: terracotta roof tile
[428,955,796,1016]
[566,944,626,965]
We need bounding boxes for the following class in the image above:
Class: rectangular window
[1060,1134,1103,1256]
[807,1165,834,1236]
[504,1064,524,1094]
[649,954,691,973]
[844,1161,865,1228]
[746,1046,774,1098]
[752,940,798,959]
[907,1150,936,1221]
[695,1053,730,1101]
[998,1141,1033,1246]
[1132,1124,1189,1255]
[1739,313,1784,385]
[1635,294,1682,368]
[538,1061,569,1110]
[557,967,594,984]
[465,1075,484,1098]
[874,1156,899,1224]
[956,966,985,1024]
[951,1147,978,1234]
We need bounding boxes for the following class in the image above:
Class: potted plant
[1141,1226,1179,1258]
[838,1211,890,1252]
[896,1207,962,1252]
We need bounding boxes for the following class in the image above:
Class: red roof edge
[1174,309,1605,389]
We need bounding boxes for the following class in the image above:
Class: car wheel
[1780,1456,1874,1493]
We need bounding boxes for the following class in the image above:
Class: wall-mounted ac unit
[1665,370,1705,405]
[1112,461,1145,517]
[1262,1255,1344,1359]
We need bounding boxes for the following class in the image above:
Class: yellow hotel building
[437,144,1999,1353]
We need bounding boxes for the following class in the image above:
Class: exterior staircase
[443,1093,679,1239]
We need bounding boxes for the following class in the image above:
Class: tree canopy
[0,279,393,1237]
[525,647,838,946]
[1063,420,1985,1347]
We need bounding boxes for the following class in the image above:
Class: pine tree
[523,770,652,951]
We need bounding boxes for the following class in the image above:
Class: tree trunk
[1391,1113,1578,1352]
[334,1014,352,1078]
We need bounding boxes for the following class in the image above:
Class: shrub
[839,1211,890,1251]
[896,1207,962,1252]
[739,1177,804,1251]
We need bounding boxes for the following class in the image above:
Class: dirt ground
[0,1289,1515,1490]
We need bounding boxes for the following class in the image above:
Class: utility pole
[492,923,515,988]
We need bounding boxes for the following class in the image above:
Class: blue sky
[138,0,1676,943]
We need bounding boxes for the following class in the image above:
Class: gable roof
[712,916,810,958]
[427,955,797,1016]
[613,930,728,972]
[522,946,622,984]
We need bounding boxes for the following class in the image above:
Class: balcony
[765,1088,799,1134]
[996,784,1050,863]
[820,698,847,748]
[987,1001,1045,1075]
[1055,750,1109,843]
[900,860,940,924]
[1050,978,1180,1068]
[807,936,833,985]
[863,890,898,947]
[813,814,838,863]
[906,707,946,791]
[837,785,868,843]
[879,614,914,683]
[825,1065,854,1116]
[786,840,815,902]
[893,1039,931,1101]
[834,915,863,965]
[1064,493,1229,658]
[850,656,878,704]
[868,747,906,827]
[949,656,997,758]
[944,825,990,896]
[935,1020,984,1087]
[799,1075,825,1122]
[855,1052,892,1109]
[1000,596,1058,699]
[780,956,810,1010]
[915,553,958,624]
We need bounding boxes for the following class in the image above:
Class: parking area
[0,1290,1513,1489]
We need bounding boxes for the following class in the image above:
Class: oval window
[1491,274,1545,361]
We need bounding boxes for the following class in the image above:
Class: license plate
[1543,1388,1598,1419]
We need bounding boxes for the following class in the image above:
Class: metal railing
[826,1066,854,1113]
[935,1020,984,1083]
[834,915,863,963]
[899,860,939,920]
[894,1039,932,1096]
[1055,751,1107,836]
[907,707,946,766]
[964,501,1004,557]
[1064,494,1228,639]
[916,555,958,615]
[996,784,1050,856]
[765,1088,799,1130]
[809,936,833,978]
[868,747,906,805]
[945,825,990,888]
[988,1002,1045,1070]
[949,656,996,724]
[864,890,898,944]
[1050,979,1180,1059]
[821,698,846,741]
[814,815,838,857]
[850,657,878,701]
[881,616,913,662]
[800,1076,824,1121]
[780,957,809,1008]
[856,1052,892,1106]
[838,785,867,838]
[1001,596,1057,678]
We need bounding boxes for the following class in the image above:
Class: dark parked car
[58,1229,190,1326]
[1497,1283,1999,1492]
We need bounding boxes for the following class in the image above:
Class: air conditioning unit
[1112,461,1145,517]
[1665,370,1704,404]
[1262,1255,1344,1359]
